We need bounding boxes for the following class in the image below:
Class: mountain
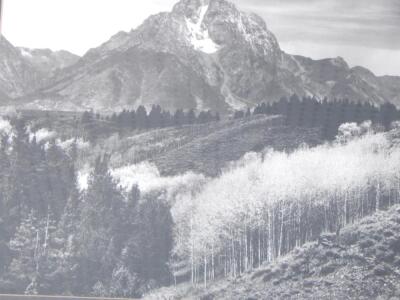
[0,36,80,105]
[0,36,44,99]
[281,56,400,105]
[17,47,80,74]
[13,0,400,111]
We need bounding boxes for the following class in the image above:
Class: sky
[2,0,400,76]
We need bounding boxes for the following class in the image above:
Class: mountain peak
[171,0,279,57]
[0,36,44,98]
[17,47,80,74]
[172,0,230,16]
[12,0,400,111]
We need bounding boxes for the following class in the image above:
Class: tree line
[81,105,221,131]
[0,118,173,298]
[234,95,400,139]
[77,97,399,142]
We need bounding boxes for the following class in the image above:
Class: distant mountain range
[0,36,78,101]
[17,47,79,75]
[1,0,399,112]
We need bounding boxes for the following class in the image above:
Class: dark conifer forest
[0,119,173,297]
[251,95,400,139]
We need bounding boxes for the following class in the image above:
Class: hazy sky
[2,0,400,76]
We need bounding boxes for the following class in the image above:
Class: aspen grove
[171,122,400,287]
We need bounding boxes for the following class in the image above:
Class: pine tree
[52,179,81,295]
[45,141,75,218]
[9,210,58,294]
[6,118,35,229]
[136,106,148,129]
[109,263,142,298]
[148,105,162,128]
[79,155,125,289]
[137,193,173,285]
[173,109,186,126]
[186,109,196,125]
[81,111,93,124]
[161,111,172,127]
[233,110,244,119]
[0,218,11,276]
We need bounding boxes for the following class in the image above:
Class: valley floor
[146,205,400,300]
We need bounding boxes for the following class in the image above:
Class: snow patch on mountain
[19,48,33,58]
[186,5,220,54]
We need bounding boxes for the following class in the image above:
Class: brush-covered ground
[92,115,322,177]
[21,110,322,177]
[146,205,400,300]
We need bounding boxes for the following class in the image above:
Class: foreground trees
[0,119,173,297]
[2,113,400,296]
[172,124,400,286]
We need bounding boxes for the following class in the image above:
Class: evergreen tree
[109,264,142,298]
[380,102,397,130]
[161,111,172,128]
[173,109,186,126]
[8,210,58,294]
[233,110,244,119]
[52,179,81,295]
[186,109,196,125]
[136,106,148,129]
[130,110,136,129]
[148,105,162,128]
[197,111,208,123]
[45,141,74,218]
[81,111,93,124]
[6,118,35,229]
[245,108,252,118]
[136,193,173,284]
[79,155,125,290]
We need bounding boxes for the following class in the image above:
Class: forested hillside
[165,123,400,288]
[0,118,173,297]
[238,95,400,139]
[148,204,400,299]
[1,108,400,299]
[1,0,400,298]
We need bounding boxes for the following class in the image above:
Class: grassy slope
[147,205,400,300]
[104,115,321,177]
[151,116,321,176]
[17,111,322,177]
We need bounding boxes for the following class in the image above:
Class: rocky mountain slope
[17,47,79,74]
[19,0,400,112]
[0,37,44,99]
[146,205,400,299]
[4,0,400,112]
[0,36,80,101]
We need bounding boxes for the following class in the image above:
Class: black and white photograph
[0,0,400,299]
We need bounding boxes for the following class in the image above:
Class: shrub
[373,264,392,276]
